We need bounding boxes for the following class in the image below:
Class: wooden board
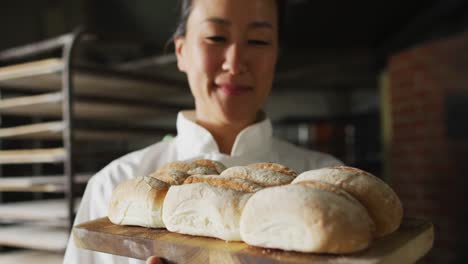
[0,174,91,192]
[0,148,65,164]
[0,224,68,251]
[0,250,63,264]
[0,92,178,122]
[0,121,167,141]
[0,58,192,105]
[73,217,434,264]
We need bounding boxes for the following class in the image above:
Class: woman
[64,0,342,263]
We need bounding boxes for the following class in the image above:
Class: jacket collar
[175,110,273,159]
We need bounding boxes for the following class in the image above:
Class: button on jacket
[63,110,343,264]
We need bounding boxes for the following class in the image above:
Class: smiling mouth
[216,84,253,96]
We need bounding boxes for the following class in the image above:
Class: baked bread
[148,159,227,185]
[108,176,169,228]
[184,174,263,193]
[239,182,375,253]
[220,165,295,187]
[292,166,403,237]
[162,182,253,241]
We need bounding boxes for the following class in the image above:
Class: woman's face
[175,0,278,124]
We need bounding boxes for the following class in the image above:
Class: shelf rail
[62,27,85,231]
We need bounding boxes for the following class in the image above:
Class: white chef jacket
[63,110,343,264]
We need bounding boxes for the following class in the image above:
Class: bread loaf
[240,183,375,253]
[109,159,226,227]
[108,176,169,228]
[162,182,252,241]
[292,166,403,237]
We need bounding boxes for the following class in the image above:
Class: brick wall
[388,31,468,263]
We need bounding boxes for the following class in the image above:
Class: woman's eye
[248,40,270,46]
[206,36,227,43]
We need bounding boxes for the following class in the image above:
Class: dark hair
[171,0,284,41]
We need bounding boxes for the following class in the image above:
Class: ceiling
[282,0,437,48]
[86,0,466,51]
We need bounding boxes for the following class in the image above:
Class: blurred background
[0,0,467,263]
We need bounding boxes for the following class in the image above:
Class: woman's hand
[146,256,164,264]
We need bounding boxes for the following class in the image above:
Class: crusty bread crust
[221,166,295,187]
[189,159,226,174]
[296,180,360,205]
[184,175,263,193]
[157,161,194,173]
[149,170,188,185]
[144,174,170,189]
[247,162,298,178]
[148,160,228,185]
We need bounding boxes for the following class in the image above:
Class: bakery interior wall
[0,0,467,263]
[383,32,468,263]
